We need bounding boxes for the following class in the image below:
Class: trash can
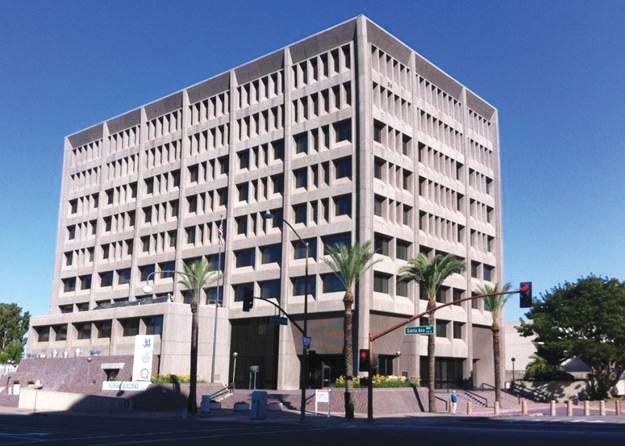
[200,395,211,413]
[250,390,267,420]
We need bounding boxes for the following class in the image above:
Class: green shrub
[151,374,207,384]
[332,375,418,388]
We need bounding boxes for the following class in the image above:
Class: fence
[0,364,17,376]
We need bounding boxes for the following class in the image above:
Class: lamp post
[232,352,238,389]
[263,210,309,422]
[511,357,516,384]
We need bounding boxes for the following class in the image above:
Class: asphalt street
[0,413,624,445]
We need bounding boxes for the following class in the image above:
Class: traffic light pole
[365,288,524,422]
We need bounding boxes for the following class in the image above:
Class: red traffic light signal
[359,349,370,372]
[519,282,533,308]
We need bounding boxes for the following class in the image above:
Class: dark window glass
[236,216,247,235]
[294,204,307,224]
[294,132,308,154]
[187,195,197,213]
[260,280,281,300]
[63,277,76,293]
[472,293,480,309]
[206,287,221,305]
[334,119,351,142]
[75,322,91,340]
[238,150,249,169]
[334,157,352,179]
[272,174,284,194]
[59,305,73,313]
[396,240,410,260]
[374,120,384,143]
[54,324,67,341]
[292,276,316,297]
[273,139,284,161]
[453,289,464,306]
[334,194,351,216]
[139,264,155,282]
[374,234,390,256]
[238,183,249,202]
[396,277,408,297]
[145,177,154,194]
[76,302,89,311]
[100,271,113,287]
[261,244,281,264]
[235,249,255,268]
[453,322,463,339]
[121,318,140,337]
[36,326,50,342]
[484,265,494,282]
[471,261,480,279]
[436,320,448,337]
[118,268,131,285]
[145,316,163,335]
[159,261,175,278]
[70,199,78,214]
[293,238,316,260]
[403,206,411,225]
[68,225,76,240]
[233,282,254,302]
[374,158,384,179]
[322,232,351,255]
[374,195,384,216]
[373,272,390,293]
[436,286,449,304]
[96,320,111,339]
[322,274,345,293]
[189,165,199,183]
[206,254,224,271]
[294,168,307,189]
[64,252,73,266]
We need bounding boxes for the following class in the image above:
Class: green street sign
[270,315,288,326]
[405,325,434,335]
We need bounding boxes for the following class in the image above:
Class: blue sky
[1,0,624,322]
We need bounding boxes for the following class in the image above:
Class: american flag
[217,220,224,247]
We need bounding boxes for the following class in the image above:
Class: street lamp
[232,352,238,389]
[210,217,225,384]
[263,210,309,422]
[511,357,516,384]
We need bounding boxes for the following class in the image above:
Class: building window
[236,216,247,235]
[396,277,408,297]
[322,232,351,255]
[374,195,384,216]
[374,158,384,179]
[294,168,307,189]
[187,195,197,214]
[292,276,316,297]
[188,165,199,183]
[75,322,91,340]
[238,183,249,202]
[36,326,50,342]
[261,244,281,264]
[402,135,411,155]
[472,293,480,309]
[374,233,391,256]
[484,264,495,282]
[64,252,73,266]
[322,274,345,293]
[471,261,480,279]
[374,120,384,143]
[334,119,351,142]
[69,199,78,214]
[95,321,111,339]
[436,320,448,337]
[235,249,255,268]
[294,132,308,154]
[334,194,351,216]
[293,238,316,260]
[453,322,464,339]
[373,272,390,294]
[121,318,140,337]
[67,225,76,240]
[334,157,352,179]
[54,324,67,341]
[233,282,254,302]
[396,240,410,260]
[272,174,284,194]
[59,305,73,313]
[118,268,131,285]
[259,280,281,300]
[436,286,449,304]
[62,277,76,293]
[238,150,249,169]
[145,316,163,336]
[140,264,155,282]
[77,302,89,312]
[100,271,113,287]
[294,204,307,224]
[96,320,111,339]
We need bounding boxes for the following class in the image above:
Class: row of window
[183,218,227,247]
[68,193,100,217]
[109,125,140,153]
[233,140,283,172]
[417,109,463,151]
[139,230,177,256]
[142,199,179,225]
[416,76,463,123]
[292,82,351,124]
[419,176,464,213]
[371,46,410,90]
[70,139,102,168]
[104,154,138,182]
[236,105,283,141]
[189,92,229,126]
[35,316,163,342]
[418,142,463,180]
[292,44,351,90]
[143,170,180,197]
[372,81,411,125]
[419,211,465,244]
[468,168,494,196]
[66,220,96,242]
[63,247,94,269]
[188,124,229,157]
[144,140,181,170]
[469,199,494,225]
[470,230,495,254]
[237,72,282,109]
[233,174,282,205]
[103,210,136,234]
[469,139,495,171]
[68,167,100,192]
[374,156,413,192]
[294,120,352,157]
[148,109,181,140]
[468,109,493,140]
[374,194,412,226]
[373,119,411,156]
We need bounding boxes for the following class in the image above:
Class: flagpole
[210,217,224,383]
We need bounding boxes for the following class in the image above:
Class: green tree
[323,242,380,419]
[399,254,465,412]
[178,260,214,413]
[477,282,511,404]
[0,303,30,363]
[519,276,625,399]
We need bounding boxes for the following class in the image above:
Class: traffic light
[242,289,254,312]
[519,282,533,308]
[359,349,370,372]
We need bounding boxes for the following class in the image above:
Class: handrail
[208,383,233,401]
[434,395,448,412]
[480,382,496,391]
[464,390,488,407]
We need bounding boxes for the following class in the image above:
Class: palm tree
[323,242,380,419]
[178,259,214,414]
[477,282,511,405]
[399,253,465,412]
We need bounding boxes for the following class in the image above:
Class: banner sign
[102,381,150,392]
[132,335,154,382]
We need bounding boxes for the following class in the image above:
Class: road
[0,413,624,445]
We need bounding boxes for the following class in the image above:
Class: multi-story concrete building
[28,16,503,390]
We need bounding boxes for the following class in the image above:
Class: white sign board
[102,381,150,392]
[315,389,331,417]
[132,335,154,382]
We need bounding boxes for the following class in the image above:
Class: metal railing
[464,390,488,407]
[434,395,449,412]
[480,382,496,391]
[208,383,234,402]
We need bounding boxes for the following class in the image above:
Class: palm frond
[323,242,380,291]
[478,282,512,319]
[178,259,215,302]
[399,253,465,301]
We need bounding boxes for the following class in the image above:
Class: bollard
[550,400,556,416]
[521,400,528,415]
[584,400,590,416]
[566,400,573,417]
[466,401,472,415]
[600,400,606,416]
[616,400,621,416]
[494,401,500,416]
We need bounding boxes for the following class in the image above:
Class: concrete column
[549,400,556,416]
[616,399,621,416]
[276,47,300,390]
[521,400,527,415]
[466,401,472,415]
[354,10,373,360]
[110,318,121,355]
[600,400,606,416]
[493,401,500,416]
[584,400,590,416]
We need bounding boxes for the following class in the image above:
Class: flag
[217,220,224,247]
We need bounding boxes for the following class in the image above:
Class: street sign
[405,325,434,335]
[270,315,288,326]
[303,336,312,349]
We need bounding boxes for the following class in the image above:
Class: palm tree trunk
[188,300,199,414]
[427,299,436,413]
[343,289,355,419]
[492,321,501,404]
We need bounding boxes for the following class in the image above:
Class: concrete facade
[29,16,503,390]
